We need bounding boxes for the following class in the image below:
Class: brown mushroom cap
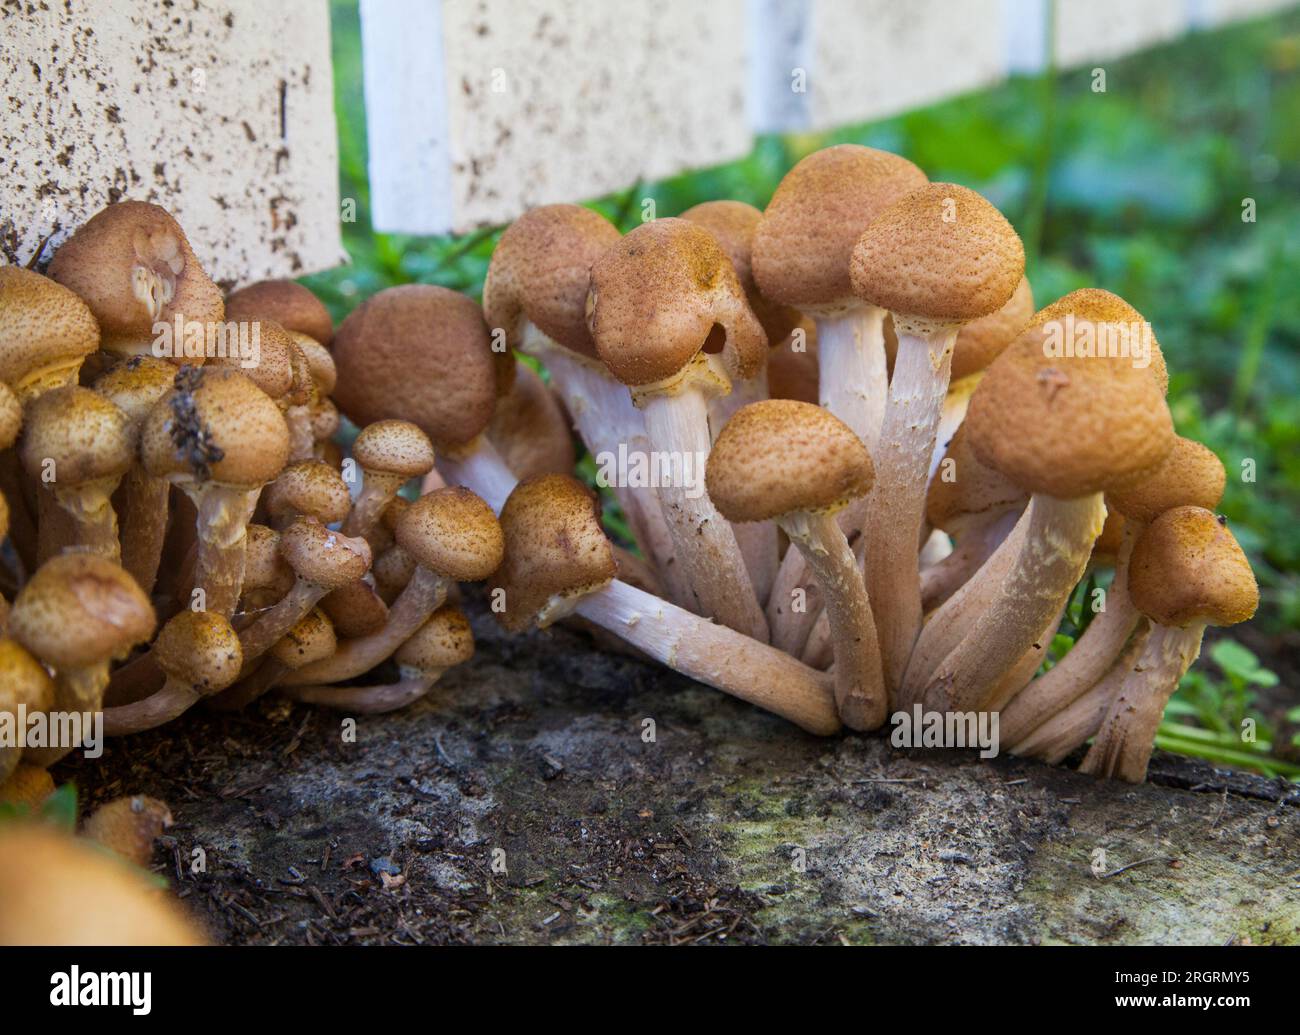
[487,364,575,481]
[0,638,56,716]
[352,420,436,479]
[925,423,1028,532]
[320,579,389,638]
[269,607,337,669]
[950,275,1035,380]
[206,317,296,401]
[1128,507,1258,627]
[153,610,242,692]
[47,200,223,358]
[332,285,498,453]
[1107,436,1225,525]
[395,487,503,581]
[850,183,1025,324]
[242,524,294,600]
[0,266,101,399]
[0,824,208,945]
[289,332,337,396]
[224,279,333,346]
[20,386,132,486]
[752,145,928,312]
[1026,288,1169,393]
[964,325,1175,499]
[587,217,767,387]
[279,520,373,589]
[707,400,874,522]
[141,366,290,488]
[396,605,474,672]
[92,356,176,435]
[483,203,620,359]
[264,460,352,526]
[680,200,802,345]
[83,795,174,867]
[10,554,155,669]
[490,474,616,632]
[1092,508,1128,564]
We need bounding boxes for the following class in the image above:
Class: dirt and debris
[55,596,1300,945]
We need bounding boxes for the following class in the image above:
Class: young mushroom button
[224,279,334,346]
[0,267,101,402]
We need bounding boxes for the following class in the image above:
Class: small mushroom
[263,460,352,530]
[0,266,101,401]
[82,794,175,866]
[319,578,389,638]
[216,607,337,711]
[491,475,838,735]
[285,605,474,714]
[1080,507,1257,782]
[708,401,886,729]
[341,420,436,538]
[223,278,334,346]
[0,638,56,783]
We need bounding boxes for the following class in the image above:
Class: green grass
[306,3,1300,775]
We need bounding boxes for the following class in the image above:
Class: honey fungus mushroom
[224,278,334,346]
[0,266,101,402]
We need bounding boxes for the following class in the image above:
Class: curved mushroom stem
[210,657,286,712]
[533,340,693,610]
[1079,624,1204,782]
[118,468,170,595]
[572,578,839,735]
[984,603,1065,714]
[435,437,517,514]
[638,380,769,642]
[778,510,885,730]
[231,579,326,670]
[342,470,405,539]
[277,567,448,687]
[862,320,958,694]
[101,678,200,735]
[50,478,123,560]
[920,508,1021,613]
[917,492,1107,715]
[280,668,440,714]
[1010,623,1151,761]
[999,527,1141,745]
[186,485,261,618]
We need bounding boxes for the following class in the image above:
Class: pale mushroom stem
[778,510,885,730]
[102,679,201,735]
[984,603,1066,714]
[286,405,315,463]
[899,506,1032,708]
[1078,624,1205,782]
[863,322,958,695]
[918,492,1107,715]
[708,374,779,606]
[341,471,405,539]
[928,372,983,486]
[919,508,1021,613]
[639,389,769,642]
[188,486,261,618]
[277,568,448,687]
[435,437,519,515]
[536,340,693,609]
[1009,623,1151,761]
[52,479,122,560]
[999,528,1141,745]
[208,657,286,712]
[573,578,839,735]
[234,580,327,669]
[118,469,170,595]
[766,537,824,655]
[281,671,440,714]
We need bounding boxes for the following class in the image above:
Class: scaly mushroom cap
[83,795,174,867]
[0,825,208,945]
[206,317,296,402]
[850,183,1025,325]
[487,364,575,481]
[10,554,155,669]
[242,524,294,599]
[706,400,874,522]
[92,356,176,441]
[0,266,101,399]
[269,607,336,669]
[264,460,352,526]
[395,487,504,582]
[224,279,333,346]
[1107,436,1225,525]
[587,217,767,388]
[680,200,802,345]
[1128,507,1258,627]
[752,145,928,312]
[926,423,1028,532]
[290,332,337,395]
[484,203,620,359]
[311,397,341,443]
[279,520,373,590]
[0,381,20,450]
[47,201,223,359]
[153,610,242,692]
[332,285,498,454]
[0,638,56,716]
[352,420,436,479]
[141,367,290,488]
[490,474,616,632]
[950,275,1035,380]
[1027,288,1168,393]
[396,605,475,672]
[965,325,1174,499]
[20,386,132,486]
[320,579,389,638]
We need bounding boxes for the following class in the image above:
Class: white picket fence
[2,0,1295,280]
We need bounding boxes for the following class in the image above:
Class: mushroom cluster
[0,146,1258,795]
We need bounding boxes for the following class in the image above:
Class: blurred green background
[306,2,1300,774]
